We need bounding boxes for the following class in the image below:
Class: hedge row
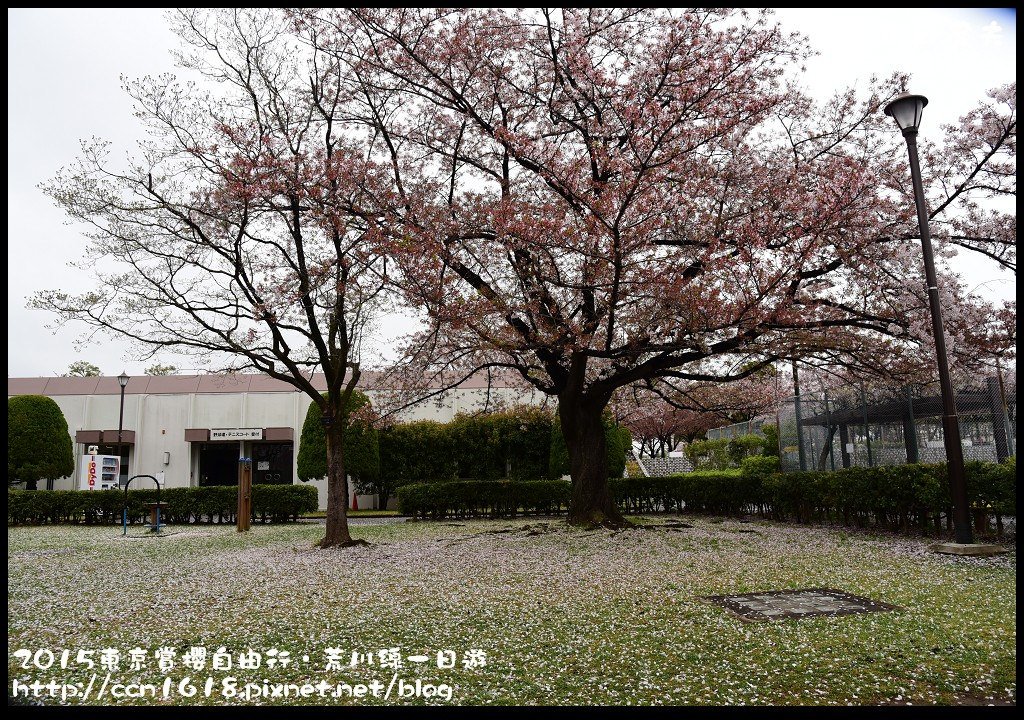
[756,459,1015,532]
[610,472,757,516]
[7,485,318,526]
[397,480,571,519]
[395,458,1014,534]
[613,457,1015,533]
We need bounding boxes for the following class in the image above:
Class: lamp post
[883,92,973,545]
[117,371,129,485]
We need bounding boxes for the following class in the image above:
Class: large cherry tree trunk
[321,419,353,547]
[559,391,624,527]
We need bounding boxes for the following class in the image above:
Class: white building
[7,372,544,509]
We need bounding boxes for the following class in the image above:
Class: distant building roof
[7,369,527,397]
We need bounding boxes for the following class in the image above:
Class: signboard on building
[79,454,120,491]
[211,428,263,441]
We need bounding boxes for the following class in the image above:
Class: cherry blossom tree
[617,399,718,459]
[920,83,1016,272]
[37,9,1012,531]
[288,8,1013,526]
[616,369,780,457]
[34,9,398,547]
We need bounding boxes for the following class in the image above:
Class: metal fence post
[824,390,836,471]
[839,423,852,468]
[793,361,807,471]
[904,384,919,464]
[996,360,1015,457]
[861,384,874,467]
[987,376,1010,463]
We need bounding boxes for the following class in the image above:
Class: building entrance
[199,443,240,486]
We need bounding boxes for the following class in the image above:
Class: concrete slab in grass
[700,587,901,622]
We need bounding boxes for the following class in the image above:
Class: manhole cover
[700,588,900,622]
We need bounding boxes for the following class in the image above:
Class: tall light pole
[883,93,973,545]
[117,371,129,485]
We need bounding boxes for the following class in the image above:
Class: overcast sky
[7,8,1017,378]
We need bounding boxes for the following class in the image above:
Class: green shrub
[388,458,1015,535]
[685,434,766,470]
[620,458,1014,533]
[252,484,320,522]
[397,479,571,519]
[8,396,75,490]
[379,421,457,486]
[740,455,780,482]
[611,472,758,515]
[684,438,728,469]
[757,461,1015,531]
[760,424,780,456]
[7,484,317,525]
[297,391,379,485]
[681,468,743,478]
[962,458,1016,515]
[448,407,553,481]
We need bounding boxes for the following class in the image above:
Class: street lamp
[883,92,973,545]
[117,371,129,485]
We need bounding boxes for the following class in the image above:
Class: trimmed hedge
[396,459,1014,531]
[617,457,1016,534]
[611,472,758,516]
[379,421,458,485]
[448,408,553,481]
[397,480,571,519]
[7,484,318,525]
[380,409,628,488]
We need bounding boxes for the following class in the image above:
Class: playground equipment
[122,474,163,536]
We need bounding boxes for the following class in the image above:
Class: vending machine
[79,454,121,490]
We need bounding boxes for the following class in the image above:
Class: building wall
[10,376,547,509]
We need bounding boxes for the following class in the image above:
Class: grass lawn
[301,510,401,518]
[7,516,1016,706]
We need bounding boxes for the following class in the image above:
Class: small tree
[35,9,396,547]
[297,391,380,503]
[64,361,100,377]
[9,396,75,490]
[145,364,178,376]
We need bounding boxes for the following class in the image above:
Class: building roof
[7,370,527,396]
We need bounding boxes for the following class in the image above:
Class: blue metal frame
[122,474,162,535]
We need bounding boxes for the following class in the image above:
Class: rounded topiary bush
[8,395,74,490]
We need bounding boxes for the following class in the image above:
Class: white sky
[6,8,1017,378]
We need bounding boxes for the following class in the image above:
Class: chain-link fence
[706,418,768,440]
[777,375,1016,473]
